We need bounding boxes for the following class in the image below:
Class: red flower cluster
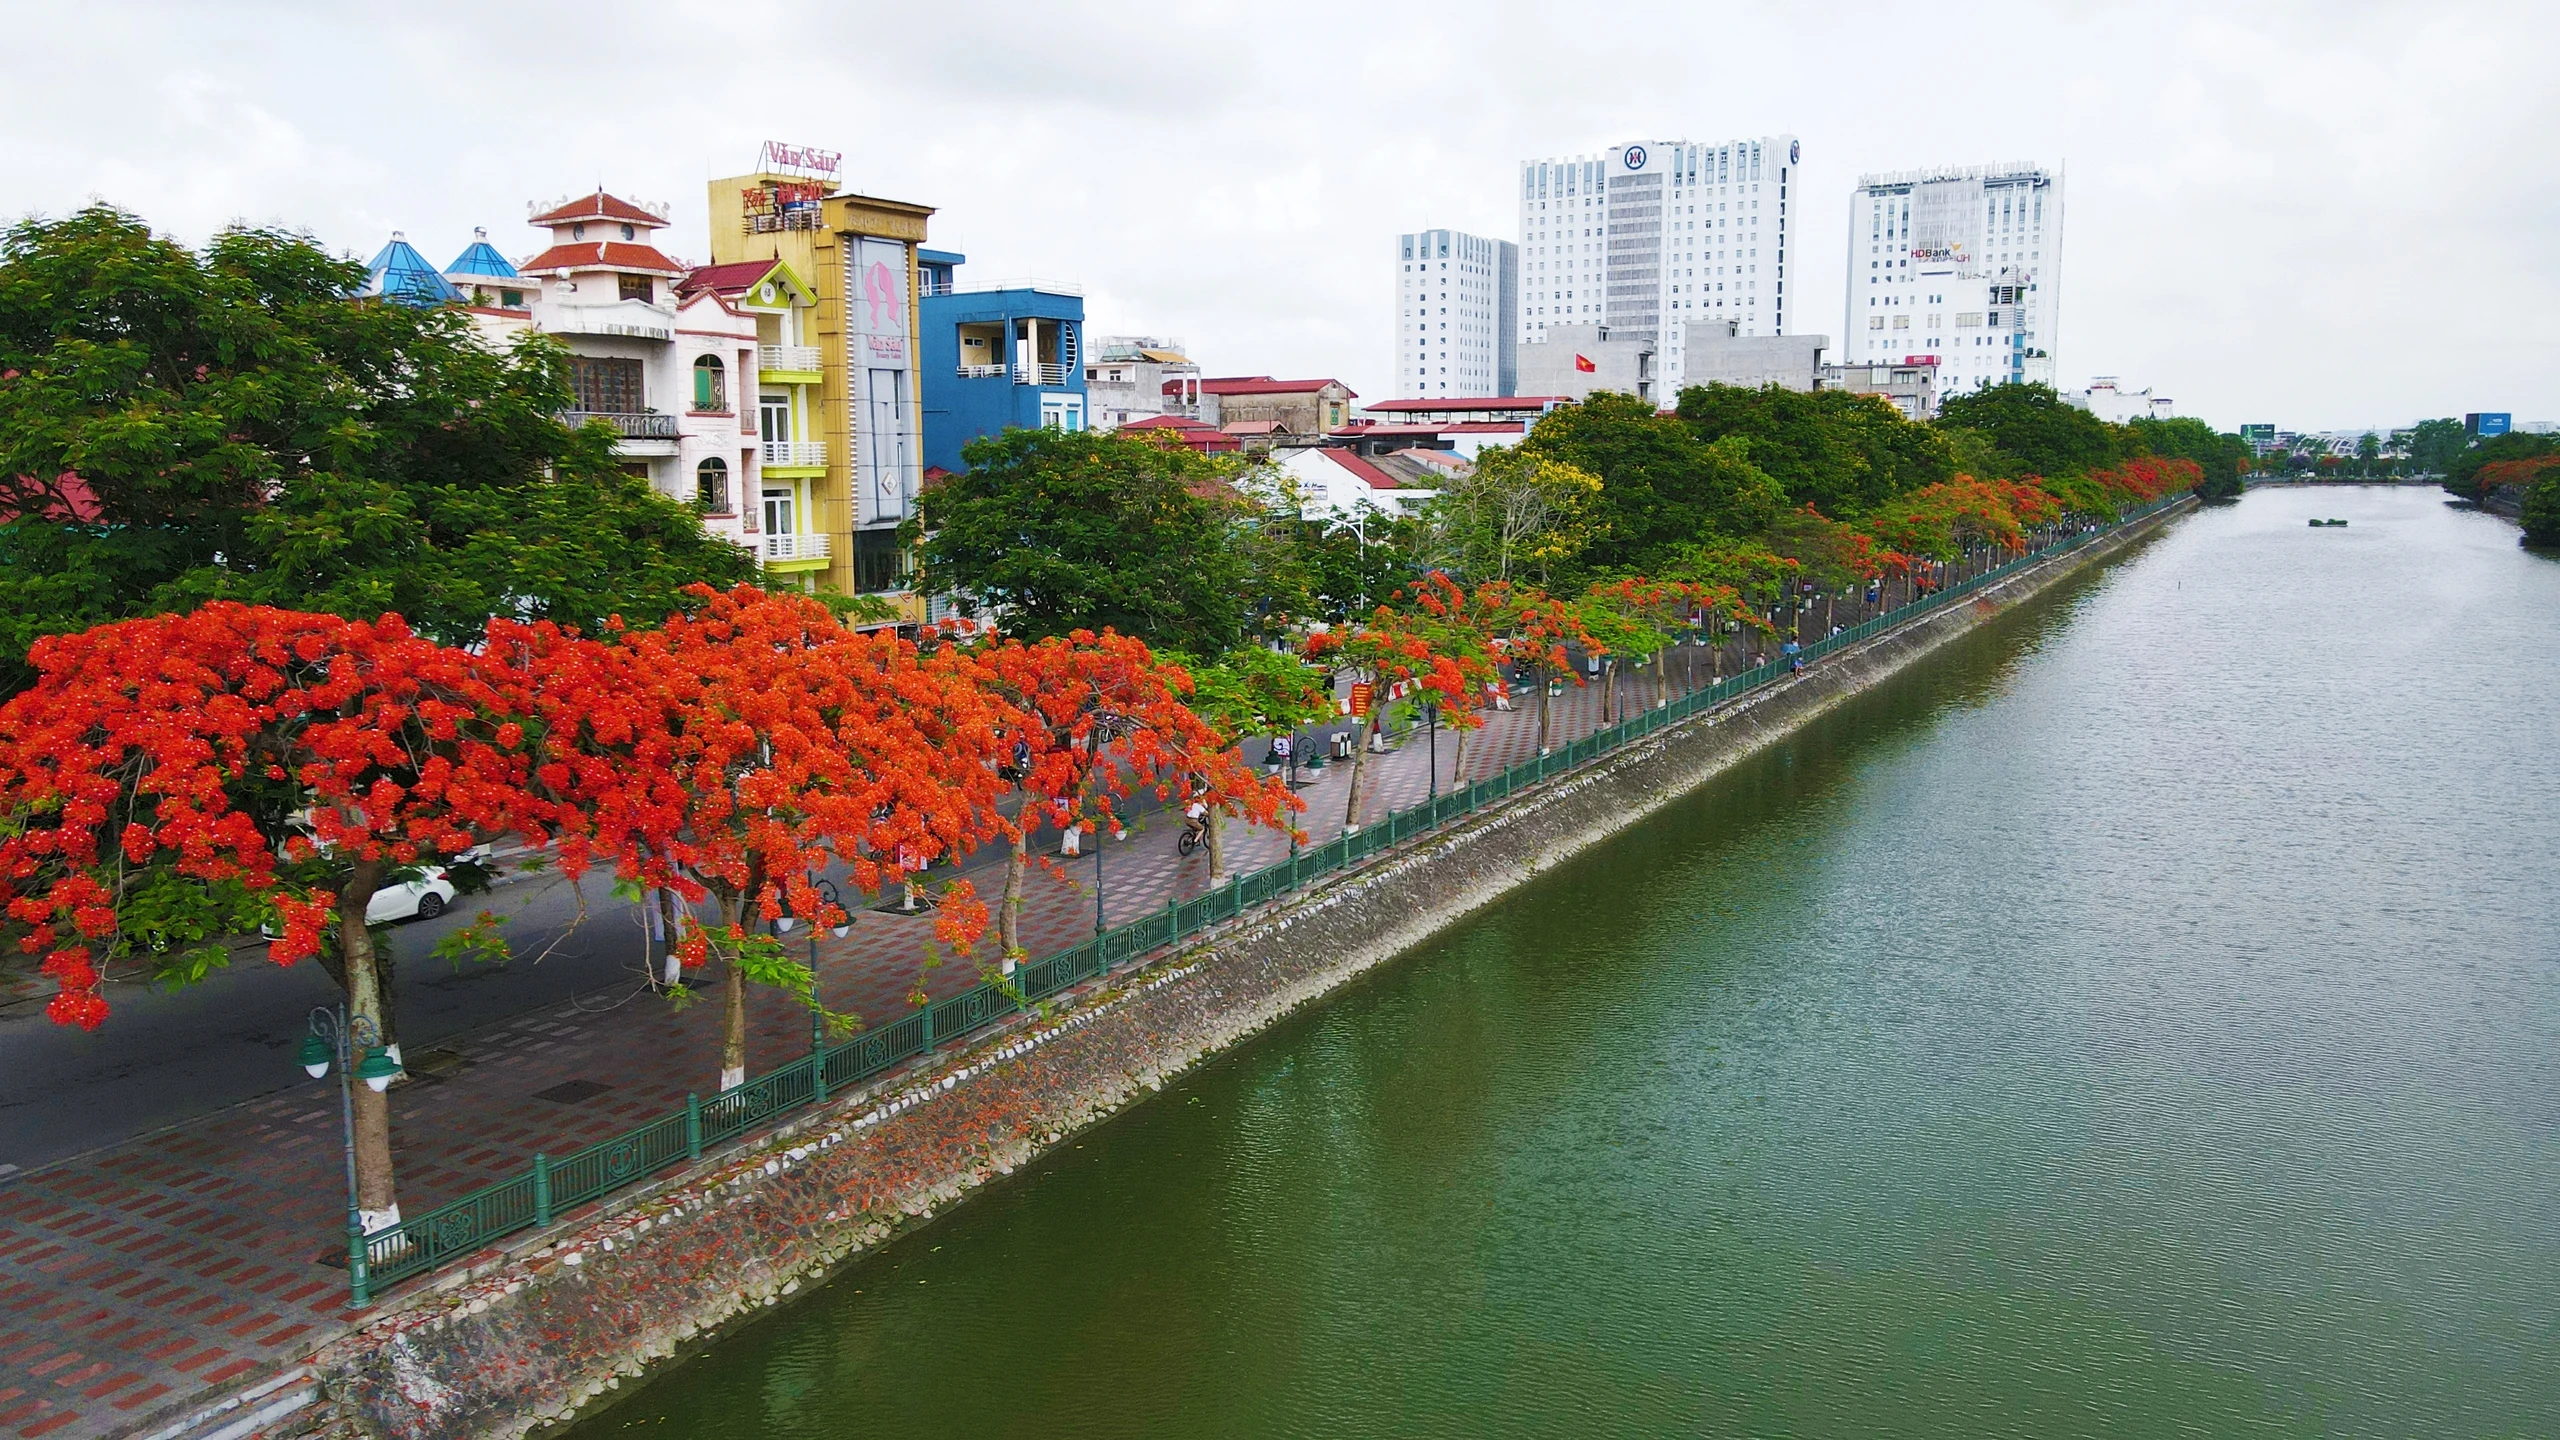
[0,589,1293,1029]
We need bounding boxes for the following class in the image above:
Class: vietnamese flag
[1574,354,1596,373]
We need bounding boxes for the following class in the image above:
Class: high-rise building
[1516,136,1800,395]
[1845,162,2063,399]
[1395,229,1517,397]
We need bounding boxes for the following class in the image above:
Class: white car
[367,868,458,924]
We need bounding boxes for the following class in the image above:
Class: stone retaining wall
[284,502,2187,1440]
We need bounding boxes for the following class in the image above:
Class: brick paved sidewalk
[0,615,1884,1439]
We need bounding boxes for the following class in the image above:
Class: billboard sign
[2240,424,2276,444]
[2466,412,2511,437]
[759,140,841,181]
[850,237,916,525]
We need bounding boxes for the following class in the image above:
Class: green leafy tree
[1934,382,2123,477]
[0,205,756,690]
[2445,430,2558,499]
[1176,646,1333,875]
[1520,392,1784,572]
[912,427,1253,653]
[2520,474,2560,547]
[1675,383,1953,517]
[2406,418,2467,481]
[1424,445,1603,583]
[2127,416,2248,499]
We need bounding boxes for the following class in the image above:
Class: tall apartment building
[1516,136,1799,394]
[1845,162,2063,399]
[1395,228,1518,397]
[705,165,933,604]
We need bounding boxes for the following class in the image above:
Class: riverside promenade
[0,546,2069,1440]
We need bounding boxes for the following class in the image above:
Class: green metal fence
[354,495,2186,1298]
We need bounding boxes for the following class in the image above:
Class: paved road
[0,867,659,1175]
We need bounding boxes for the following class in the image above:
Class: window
[618,274,654,303]
[571,356,642,414]
[499,288,524,307]
[762,486,795,536]
[695,458,731,513]
[691,355,727,412]
[854,527,906,594]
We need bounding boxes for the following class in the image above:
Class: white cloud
[4,0,2552,431]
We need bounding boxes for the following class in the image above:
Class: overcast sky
[6,1,2553,433]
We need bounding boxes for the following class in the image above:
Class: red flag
[1573,354,1596,373]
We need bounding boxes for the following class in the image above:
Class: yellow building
[708,168,935,615]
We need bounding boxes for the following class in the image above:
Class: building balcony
[1014,362,1071,386]
[760,439,827,468]
[759,344,822,377]
[564,410,681,439]
[957,363,1006,379]
[761,532,832,564]
[545,306,674,342]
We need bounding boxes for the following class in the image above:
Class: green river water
[578,487,2559,1438]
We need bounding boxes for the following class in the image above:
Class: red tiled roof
[1325,423,1443,438]
[1183,376,1356,398]
[529,191,667,228]
[680,260,780,296]
[1316,449,1401,489]
[1364,396,1566,412]
[1443,421,1529,433]
[1119,415,1240,452]
[519,241,688,276]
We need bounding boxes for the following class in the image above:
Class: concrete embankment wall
[283,501,2188,1440]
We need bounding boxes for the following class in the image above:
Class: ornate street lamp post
[298,1005,397,1307]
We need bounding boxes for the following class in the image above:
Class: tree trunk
[1342,708,1377,831]
[656,889,681,989]
[375,946,402,1071]
[1536,672,1552,753]
[1001,829,1027,971]
[1451,724,1470,786]
[338,858,399,1234]
[717,891,748,1092]
[1207,805,1227,878]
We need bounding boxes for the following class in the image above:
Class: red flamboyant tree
[1391,573,1504,784]
[1472,584,1598,758]
[0,604,568,1230]
[1302,608,1474,831]
[590,587,1007,1091]
[971,630,1296,960]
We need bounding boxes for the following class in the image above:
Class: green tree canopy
[1518,392,1784,572]
[912,427,1253,653]
[2126,416,2249,499]
[1934,382,2123,477]
[1676,383,1953,517]
[2405,418,2467,480]
[2445,429,2558,498]
[2519,472,2560,547]
[0,205,755,688]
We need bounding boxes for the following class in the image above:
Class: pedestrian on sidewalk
[1268,733,1291,774]
[1488,677,1514,712]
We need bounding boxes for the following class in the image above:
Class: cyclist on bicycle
[1180,785,1210,852]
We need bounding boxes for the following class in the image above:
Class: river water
[575,488,2559,1438]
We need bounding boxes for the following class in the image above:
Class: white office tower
[1517,136,1799,393]
[1397,229,1518,397]
[1846,163,2063,397]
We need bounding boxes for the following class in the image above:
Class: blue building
[917,249,1085,475]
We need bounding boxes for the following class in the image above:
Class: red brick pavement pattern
[0,596,1942,1439]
